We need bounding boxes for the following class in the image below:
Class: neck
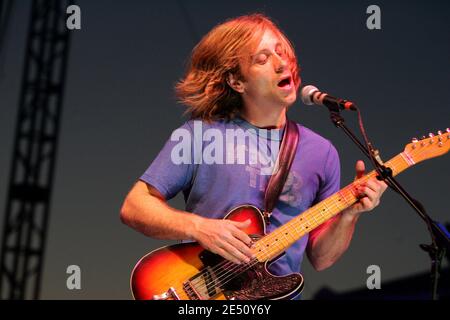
[240,105,287,129]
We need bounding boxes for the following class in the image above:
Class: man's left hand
[342,160,388,219]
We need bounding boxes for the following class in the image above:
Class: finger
[366,179,387,195]
[359,197,373,210]
[370,176,388,190]
[379,180,388,192]
[360,185,383,209]
[214,247,242,264]
[231,219,251,229]
[360,186,377,202]
[229,220,252,244]
[354,160,365,180]
[365,179,382,193]
[231,227,253,247]
[220,241,251,263]
[227,234,254,259]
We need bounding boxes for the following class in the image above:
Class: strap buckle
[263,211,272,225]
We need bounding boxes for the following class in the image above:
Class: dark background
[0,0,449,299]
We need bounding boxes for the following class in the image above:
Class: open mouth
[277,76,292,88]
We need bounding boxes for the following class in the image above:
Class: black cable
[354,105,439,250]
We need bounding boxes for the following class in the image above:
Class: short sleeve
[139,121,196,200]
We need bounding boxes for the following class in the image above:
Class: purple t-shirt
[140,117,340,276]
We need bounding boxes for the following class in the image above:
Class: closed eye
[255,53,269,64]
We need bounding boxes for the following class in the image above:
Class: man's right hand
[189,217,255,264]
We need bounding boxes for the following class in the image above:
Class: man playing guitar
[120,13,387,299]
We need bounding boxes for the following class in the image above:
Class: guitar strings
[186,155,407,297]
[197,189,352,290]
[187,171,384,296]
[186,160,396,296]
[186,181,363,295]
[211,142,445,295]
[169,181,356,299]
[210,145,437,295]
[154,144,439,299]
[189,198,350,297]
[180,147,433,298]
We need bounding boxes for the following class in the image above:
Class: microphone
[300,85,357,111]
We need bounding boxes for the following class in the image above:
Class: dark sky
[0,0,449,299]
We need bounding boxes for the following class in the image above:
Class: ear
[226,72,245,93]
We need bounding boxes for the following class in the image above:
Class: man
[120,13,387,288]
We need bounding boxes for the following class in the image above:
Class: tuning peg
[421,135,426,146]
[428,133,435,144]
[411,137,418,149]
[435,131,443,143]
[447,128,450,138]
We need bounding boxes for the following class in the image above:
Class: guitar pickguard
[224,262,303,300]
[197,247,304,300]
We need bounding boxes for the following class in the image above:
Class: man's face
[238,29,298,109]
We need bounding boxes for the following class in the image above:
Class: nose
[274,53,288,73]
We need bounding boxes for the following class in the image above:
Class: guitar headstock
[404,128,450,164]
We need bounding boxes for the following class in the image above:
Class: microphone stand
[326,106,449,300]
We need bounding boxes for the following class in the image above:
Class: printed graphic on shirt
[279,171,303,207]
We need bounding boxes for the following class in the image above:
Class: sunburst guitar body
[131,204,304,300]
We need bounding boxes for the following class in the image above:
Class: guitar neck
[253,152,413,262]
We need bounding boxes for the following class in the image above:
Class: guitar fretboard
[252,152,412,262]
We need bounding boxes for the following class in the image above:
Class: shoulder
[291,122,340,171]
[295,123,336,153]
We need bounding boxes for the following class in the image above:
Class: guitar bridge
[183,281,201,300]
[152,287,180,300]
[183,266,221,300]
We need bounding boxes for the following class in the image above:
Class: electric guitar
[130,130,449,300]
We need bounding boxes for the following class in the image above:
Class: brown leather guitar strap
[263,119,300,224]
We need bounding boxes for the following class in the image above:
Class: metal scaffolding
[0,0,72,299]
